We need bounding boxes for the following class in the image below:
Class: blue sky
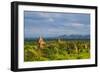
[24,11,90,38]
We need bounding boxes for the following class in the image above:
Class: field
[24,39,90,62]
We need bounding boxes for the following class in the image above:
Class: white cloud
[71,23,84,27]
[38,13,55,22]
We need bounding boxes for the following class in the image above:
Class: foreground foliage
[24,39,90,61]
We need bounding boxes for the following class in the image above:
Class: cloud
[24,11,90,38]
[71,23,84,27]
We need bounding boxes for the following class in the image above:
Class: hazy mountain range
[25,34,90,40]
[57,34,90,39]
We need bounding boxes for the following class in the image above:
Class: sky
[24,11,90,38]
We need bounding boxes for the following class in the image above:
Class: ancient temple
[38,36,46,49]
[58,38,61,43]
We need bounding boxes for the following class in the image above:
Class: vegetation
[24,39,90,62]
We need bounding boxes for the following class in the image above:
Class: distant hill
[25,34,90,40]
[58,34,90,39]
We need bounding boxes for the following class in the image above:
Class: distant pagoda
[38,36,46,49]
[58,38,61,43]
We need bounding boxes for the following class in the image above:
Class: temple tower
[38,36,46,49]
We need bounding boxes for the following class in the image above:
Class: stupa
[38,36,46,49]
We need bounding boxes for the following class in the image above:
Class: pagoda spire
[38,36,46,49]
